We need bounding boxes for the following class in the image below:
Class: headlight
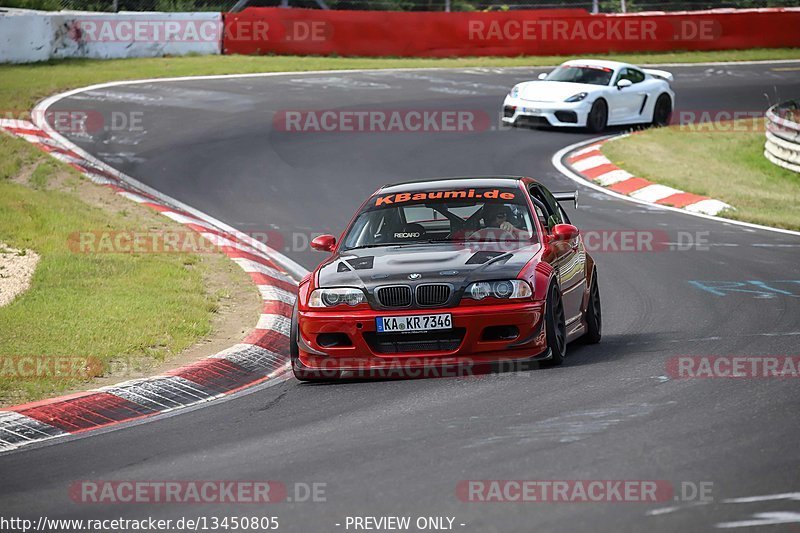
[309,288,366,308]
[509,85,520,98]
[565,92,588,103]
[465,280,532,301]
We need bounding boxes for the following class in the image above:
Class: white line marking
[256,314,293,336]
[646,506,679,516]
[232,257,296,285]
[722,492,800,503]
[715,512,800,529]
[594,169,635,186]
[629,184,684,203]
[572,154,611,172]
[570,143,602,157]
[684,199,733,216]
[258,285,296,305]
[117,191,150,203]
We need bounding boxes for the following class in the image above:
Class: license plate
[376,314,452,333]
[523,107,540,114]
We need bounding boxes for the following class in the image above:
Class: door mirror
[311,234,336,252]
[550,224,579,242]
[617,78,633,89]
[537,72,548,80]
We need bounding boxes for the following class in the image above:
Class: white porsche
[502,59,675,132]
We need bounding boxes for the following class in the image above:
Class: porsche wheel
[586,99,608,133]
[583,271,602,344]
[545,282,567,365]
[651,94,672,127]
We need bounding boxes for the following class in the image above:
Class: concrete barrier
[0,8,222,63]
[765,100,800,174]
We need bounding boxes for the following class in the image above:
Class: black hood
[317,242,540,310]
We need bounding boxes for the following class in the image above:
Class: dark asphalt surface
[2,62,800,532]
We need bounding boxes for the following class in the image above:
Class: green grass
[0,134,219,404]
[602,120,800,230]
[1,49,799,114]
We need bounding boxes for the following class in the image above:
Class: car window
[617,68,645,85]
[529,186,562,231]
[546,65,614,86]
[342,187,538,249]
[557,205,571,225]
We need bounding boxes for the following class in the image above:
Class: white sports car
[502,59,675,132]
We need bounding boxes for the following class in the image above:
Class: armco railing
[765,100,800,174]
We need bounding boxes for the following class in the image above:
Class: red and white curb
[0,118,304,453]
[566,138,733,216]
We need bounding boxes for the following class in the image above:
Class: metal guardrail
[765,100,800,174]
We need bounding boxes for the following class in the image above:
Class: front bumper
[295,301,547,373]
[502,96,591,128]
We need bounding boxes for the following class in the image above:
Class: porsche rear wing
[643,68,674,83]
[553,191,579,209]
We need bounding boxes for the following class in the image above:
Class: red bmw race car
[291,177,601,381]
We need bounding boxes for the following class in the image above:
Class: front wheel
[545,283,567,365]
[586,99,608,133]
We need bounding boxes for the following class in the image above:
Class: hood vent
[348,256,374,270]
[466,251,504,265]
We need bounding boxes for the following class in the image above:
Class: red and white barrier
[223,7,800,58]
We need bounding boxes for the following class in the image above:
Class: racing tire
[586,99,608,133]
[290,303,341,382]
[583,271,602,344]
[651,94,672,127]
[545,282,567,366]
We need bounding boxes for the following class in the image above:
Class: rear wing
[643,68,674,83]
[553,190,579,209]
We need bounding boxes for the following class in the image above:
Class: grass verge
[0,133,259,406]
[602,120,800,230]
[1,49,799,113]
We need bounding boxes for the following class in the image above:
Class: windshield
[546,65,614,86]
[342,187,538,250]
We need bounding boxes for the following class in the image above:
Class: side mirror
[311,234,336,252]
[617,79,633,89]
[550,224,579,242]
[537,73,547,80]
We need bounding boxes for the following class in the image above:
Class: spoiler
[643,68,674,83]
[553,190,579,209]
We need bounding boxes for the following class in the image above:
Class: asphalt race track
[2,62,800,531]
